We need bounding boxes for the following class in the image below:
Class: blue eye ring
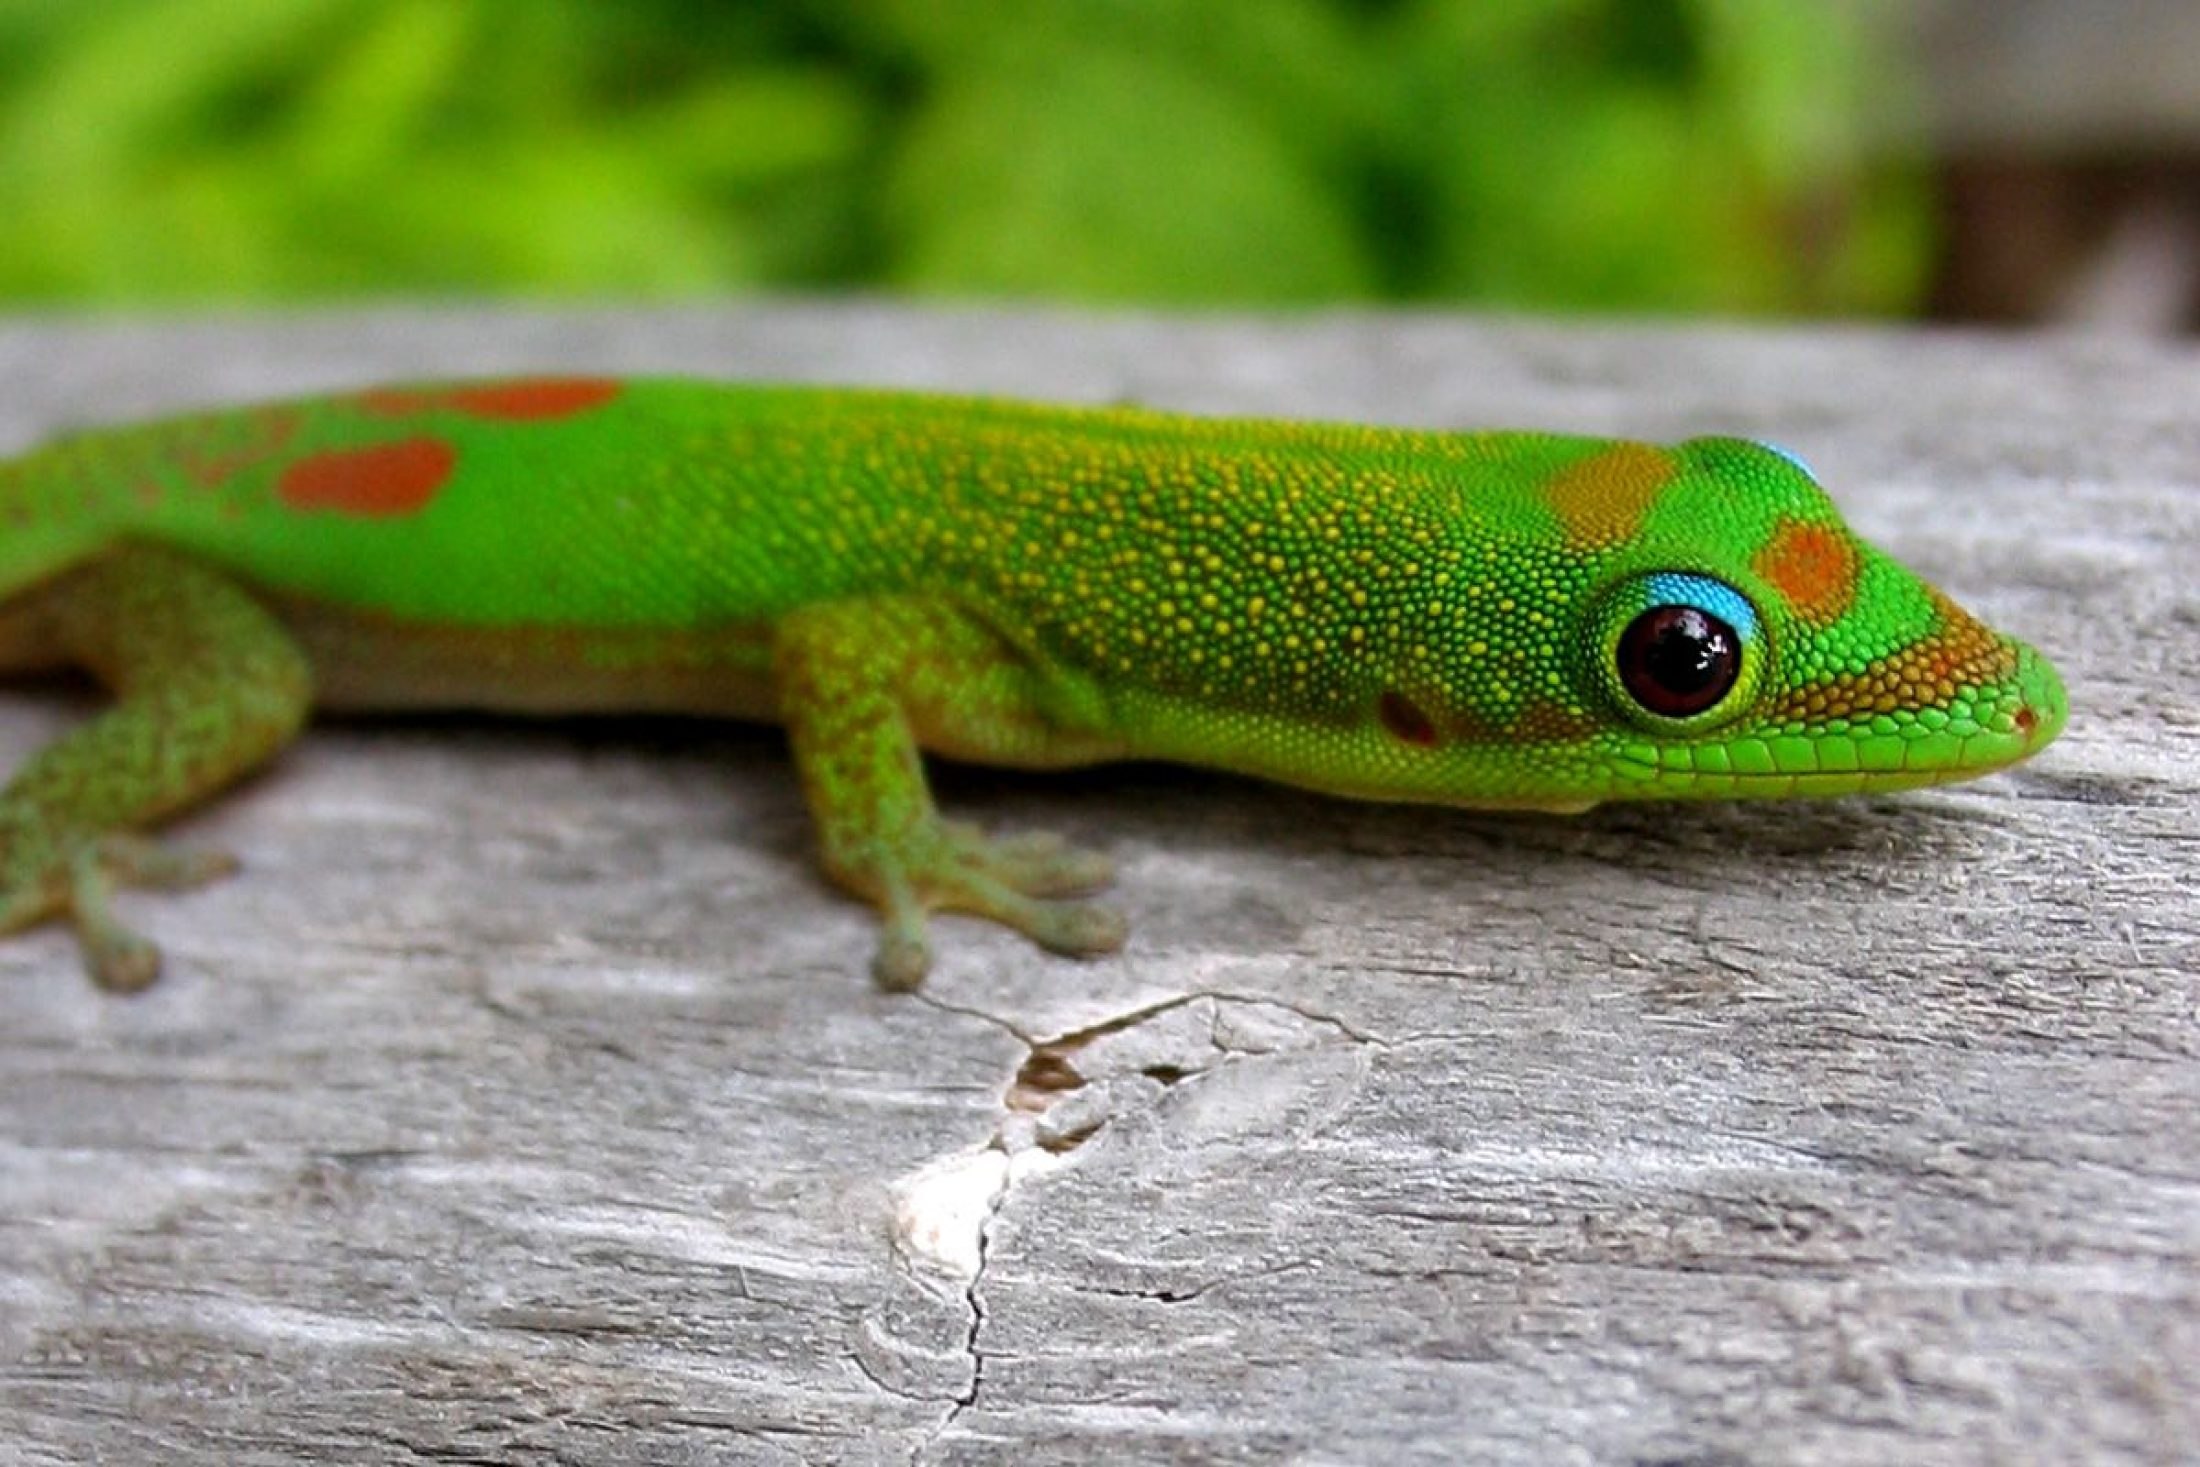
[1755,440,1816,480]
[1642,572,1760,643]
[1590,572,1766,732]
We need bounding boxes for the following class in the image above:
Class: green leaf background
[0,0,1930,312]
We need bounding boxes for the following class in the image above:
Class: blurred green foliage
[0,0,1930,313]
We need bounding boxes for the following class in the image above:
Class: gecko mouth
[1610,640,2066,798]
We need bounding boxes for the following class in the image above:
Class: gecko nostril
[2014,705,2038,737]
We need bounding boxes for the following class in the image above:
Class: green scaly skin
[0,378,2067,990]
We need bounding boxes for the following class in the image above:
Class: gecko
[0,377,2066,991]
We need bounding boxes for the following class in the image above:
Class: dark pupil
[1618,605,1740,717]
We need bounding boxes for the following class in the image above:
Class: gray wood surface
[1,306,2194,1466]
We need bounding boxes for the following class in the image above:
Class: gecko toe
[85,923,162,993]
[66,843,166,992]
[961,827,1116,898]
[869,881,934,992]
[98,835,239,890]
[1024,899,1128,958]
[942,869,1127,960]
[0,832,236,989]
[828,821,1128,985]
[872,930,931,992]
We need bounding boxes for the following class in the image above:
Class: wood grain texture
[1,306,2194,1466]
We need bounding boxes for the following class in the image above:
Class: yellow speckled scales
[0,379,2065,988]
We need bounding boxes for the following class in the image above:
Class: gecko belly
[269,595,784,719]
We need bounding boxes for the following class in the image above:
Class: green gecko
[0,377,2065,991]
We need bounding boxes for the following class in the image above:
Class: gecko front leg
[772,595,1127,990]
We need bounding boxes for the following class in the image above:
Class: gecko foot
[856,823,1125,991]
[0,833,238,991]
[941,821,1117,896]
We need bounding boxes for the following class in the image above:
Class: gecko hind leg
[0,547,311,989]
[774,596,1127,991]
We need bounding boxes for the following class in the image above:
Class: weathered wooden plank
[2,306,2195,1466]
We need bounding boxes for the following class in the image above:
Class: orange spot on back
[1540,443,1676,548]
[1753,517,1860,626]
[278,439,456,517]
[446,379,622,420]
[356,378,621,423]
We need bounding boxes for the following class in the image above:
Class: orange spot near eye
[1768,589,2017,726]
[1540,443,1676,548]
[356,377,622,423]
[1753,517,1861,627]
[278,438,455,517]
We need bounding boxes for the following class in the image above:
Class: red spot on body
[277,438,455,517]
[1752,518,1861,627]
[450,378,622,420]
[356,377,621,423]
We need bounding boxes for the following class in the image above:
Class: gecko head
[1362,436,2065,807]
[1558,437,2066,801]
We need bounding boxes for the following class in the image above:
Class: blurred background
[1,0,2194,334]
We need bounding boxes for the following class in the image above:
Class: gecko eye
[1617,605,1741,717]
[1590,572,1763,731]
